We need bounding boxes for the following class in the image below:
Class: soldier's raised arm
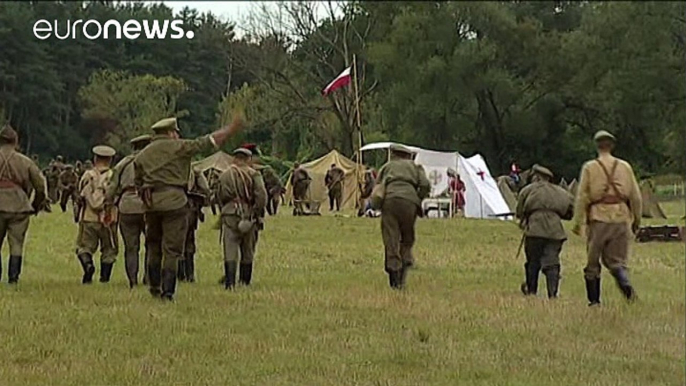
[177,115,245,158]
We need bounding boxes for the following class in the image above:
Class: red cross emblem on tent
[428,170,442,185]
[476,170,486,181]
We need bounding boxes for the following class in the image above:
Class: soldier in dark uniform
[134,116,242,301]
[106,134,152,288]
[516,164,574,298]
[290,163,311,215]
[373,144,431,289]
[325,163,345,212]
[58,164,79,212]
[0,125,46,283]
[178,168,210,283]
[217,148,267,289]
[207,168,221,216]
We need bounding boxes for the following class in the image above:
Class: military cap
[92,145,116,157]
[56,155,63,161]
[65,164,74,170]
[593,130,616,142]
[233,148,252,157]
[0,124,17,142]
[241,143,260,155]
[130,134,152,145]
[390,143,414,154]
[151,117,180,133]
[532,164,554,179]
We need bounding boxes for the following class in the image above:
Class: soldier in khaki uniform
[58,164,79,213]
[325,163,345,212]
[106,134,152,288]
[373,144,431,289]
[0,125,46,284]
[178,168,210,283]
[217,148,267,289]
[76,146,119,284]
[134,116,242,301]
[516,165,574,298]
[572,130,642,306]
[46,164,61,204]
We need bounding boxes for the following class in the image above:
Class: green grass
[0,202,684,386]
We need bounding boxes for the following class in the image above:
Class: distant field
[0,202,683,385]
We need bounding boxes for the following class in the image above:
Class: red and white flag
[322,67,351,96]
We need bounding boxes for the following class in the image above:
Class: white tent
[361,142,512,220]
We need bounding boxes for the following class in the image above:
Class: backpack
[80,168,113,212]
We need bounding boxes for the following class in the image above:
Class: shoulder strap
[0,151,16,181]
[595,159,622,198]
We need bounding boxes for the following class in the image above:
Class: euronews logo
[33,19,195,40]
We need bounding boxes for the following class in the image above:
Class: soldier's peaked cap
[130,134,152,145]
[390,144,414,154]
[151,117,180,133]
[233,148,252,157]
[92,145,116,157]
[532,164,554,179]
[593,130,616,142]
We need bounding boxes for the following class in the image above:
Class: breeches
[119,213,146,278]
[222,216,256,264]
[524,237,563,270]
[77,221,119,263]
[381,198,418,272]
[0,213,30,256]
[145,207,189,273]
[584,221,630,279]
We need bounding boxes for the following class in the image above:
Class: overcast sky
[148,1,335,37]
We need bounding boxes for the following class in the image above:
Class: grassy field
[0,200,683,385]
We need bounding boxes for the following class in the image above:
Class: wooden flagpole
[352,54,364,208]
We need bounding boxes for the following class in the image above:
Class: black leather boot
[543,265,560,299]
[218,276,226,285]
[239,263,253,286]
[398,264,410,289]
[224,262,237,290]
[585,277,601,306]
[611,268,637,302]
[520,262,538,295]
[160,269,177,301]
[8,256,22,284]
[185,253,195,283]
[148,261,162,298]
[177,260,187,282]
[78,253,95,284]
[99,262,113,283]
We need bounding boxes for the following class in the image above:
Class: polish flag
[322,67,352,96]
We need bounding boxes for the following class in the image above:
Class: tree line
[1,1,684,179]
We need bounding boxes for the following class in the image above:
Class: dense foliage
[1,1,683,178]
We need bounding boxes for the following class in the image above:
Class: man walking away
[516,164,574,298]
[217,148,267,289]
[373,144,431,289]
[0,124,46,284]
[134,115,243,301]
[572,130,642,306]
[75,146,119,284]
[106,134,152,288]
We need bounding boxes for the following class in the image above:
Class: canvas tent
[192,151,234,172]
[567,179,578,197]
[360,142,512,219]
[284,150,363,211]
[559,178,569,190]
